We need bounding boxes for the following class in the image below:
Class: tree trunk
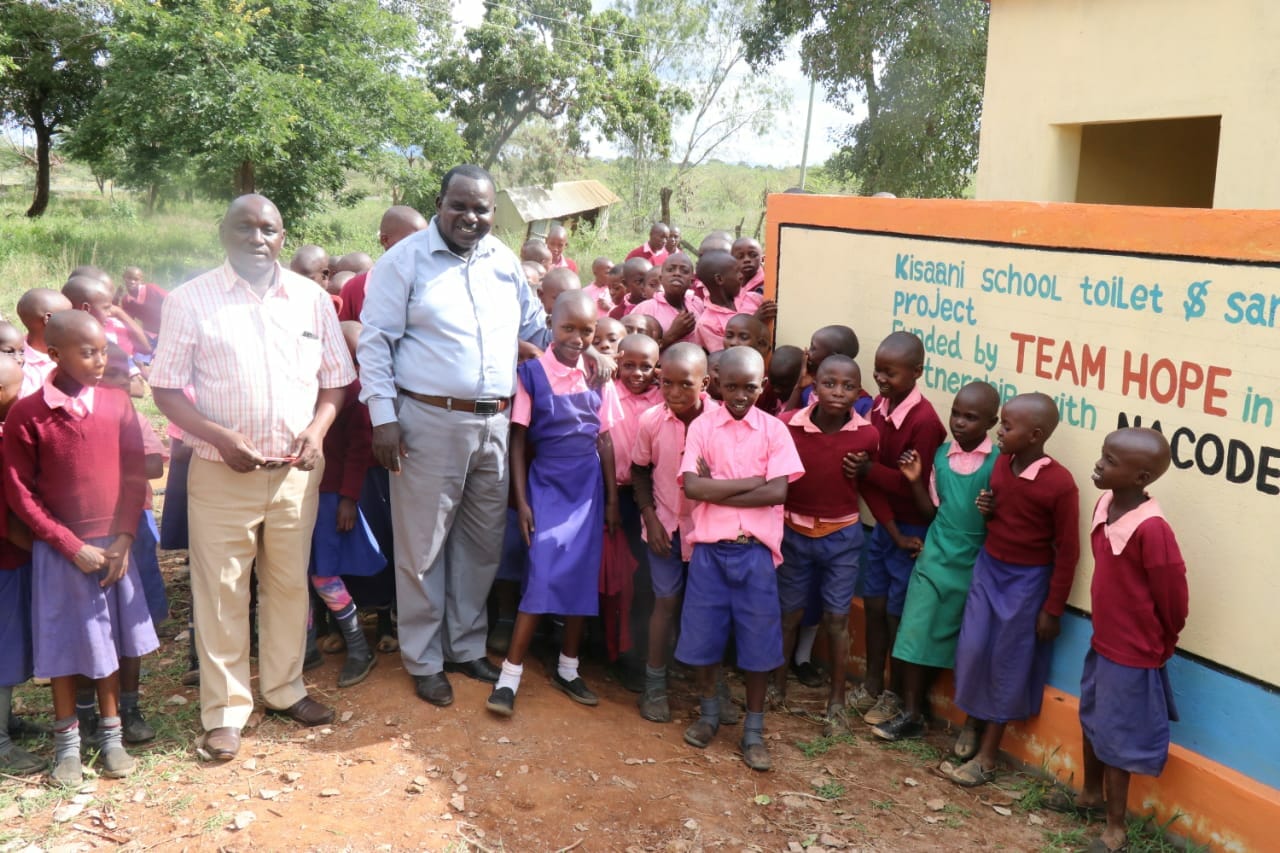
[234,159,256,195]
[26,124,52,218]
[147,183,159,213]
[660,186,673,225]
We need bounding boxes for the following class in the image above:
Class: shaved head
[333,252,374,275]
[379,205,428,249]
[45,309,104,350]
[1107,427,1172,482]
[1006,392,1060,437]
[17,288,73,328]
[813,325,860,359]
[719,343,765,377]
[662,341,707,371]
[619,332,660,361]
[550,289,595,323]
[876,330,925,368]
[62,274,113,308]
[695,250,737,285]
[956,381,1001,418]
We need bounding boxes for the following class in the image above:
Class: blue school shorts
[777,523,864,616]
[648,531,687,598]
[675,541,784,673]
[1079,648,1179,777]
[860,522,928,616]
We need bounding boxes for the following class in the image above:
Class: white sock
[557,653,580,683]
[497,660,524,694]
[795,624,819,664]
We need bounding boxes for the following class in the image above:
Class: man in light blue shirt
[358,164,545,707]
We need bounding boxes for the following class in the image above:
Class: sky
[449,1,858,168]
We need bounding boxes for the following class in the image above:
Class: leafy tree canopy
[743,0,988,198]
[434,0,686,174]
[68,0,455,223]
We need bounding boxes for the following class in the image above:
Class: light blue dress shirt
[357,218,545,426]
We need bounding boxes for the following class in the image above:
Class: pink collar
[874,386,923,428]
[949,436,994,457]
[1091,492,1167,554]
[791,401,871,434]
[538,347,585,380]
[43,371,95,419]
[1014,456,1053,480]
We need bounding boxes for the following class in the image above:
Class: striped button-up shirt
[149,261,356,462]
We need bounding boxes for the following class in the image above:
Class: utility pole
[798,77,817,189]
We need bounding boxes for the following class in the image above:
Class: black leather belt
[398,388,509,415]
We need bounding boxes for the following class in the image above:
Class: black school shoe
[122,707,156,744]
[871,710,926,742]
[485,686,516,717]
[551,673,599,706]
[791,660,826,688]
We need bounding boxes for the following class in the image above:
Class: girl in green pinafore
[867,382,1000,750]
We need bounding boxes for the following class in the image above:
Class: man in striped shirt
[151,194,356,762]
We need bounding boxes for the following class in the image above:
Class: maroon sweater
[1090,509,1188,668]
[0,431,31,571]
[318,381,374,501]
[864,394,947,526]
[3,385,146,561]
[781,407,892,524]
[982,454,1080,617]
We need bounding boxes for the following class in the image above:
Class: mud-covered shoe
[0,742,45,775]
[741,741,772,771]
[847,683,877,714]
[683,718,719,749]
[637,688,671,723]
[821,703,850,738]
[49,754,83,786]
[862,689,902,726]
[97,744,135,779]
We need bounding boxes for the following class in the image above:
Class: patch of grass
[201,809,232,834]
[871,799,894,811]
[814,781,845,800]
[878,737,944,763]
[944,815,965,829]
[1040,826,1087,852]
[165,791,195,817]
[795,731,855,758]
[1124,813,1206,853]
[1010,774,1055,812]
[942,803,972,817]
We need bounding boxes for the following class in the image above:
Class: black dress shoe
[414,672,454,707]
[485,686,515,717]
[444,657,500,684]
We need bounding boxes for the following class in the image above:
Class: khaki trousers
[188,456,321,730]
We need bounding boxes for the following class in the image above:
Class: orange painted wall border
[763,196,1280,303]
[829,599,1277,853]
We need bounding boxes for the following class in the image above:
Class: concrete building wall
[976,0,1280,209]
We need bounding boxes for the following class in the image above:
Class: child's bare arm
[898,449,937,522]
[510,424,534,547]
[144,452,164,481]
[707,474,788,508]
[683,456,767,503]
[975,488,994,518]
[631,462,672,558]
[598,432,620,533]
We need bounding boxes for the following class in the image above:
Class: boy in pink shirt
[486,291,623,717]
[632,343,718,724]
[732,237,766,294]
[631,253,703,348]
[607,257,653,320]
[545,224,578,273]
[584,257,614,316]
[693,251,775,353]
[677,346,804,771]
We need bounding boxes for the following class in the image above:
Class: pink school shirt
[694,301,739,352]
[633,394,719,560]
[611,381,662,485]
[625,243,669,266]
[549,256,579,274]
[511,348,623,432]
[743,268,765,294]
[103,316,135,357]
[679,403,805,566]
[630,291,705,344]
[19,345,54,399]
[583,282,613,317]
[928,436,996,505]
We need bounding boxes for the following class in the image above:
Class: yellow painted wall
[976,0,1280,208]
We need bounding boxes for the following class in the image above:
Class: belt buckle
[473,398,500,415]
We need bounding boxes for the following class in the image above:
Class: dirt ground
[1,530,1094,852]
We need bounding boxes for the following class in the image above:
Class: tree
[0,0,105,217]
[68,0,455,222]
[614,0,788,226]
[743,0,988,198]
[434,0,684,172]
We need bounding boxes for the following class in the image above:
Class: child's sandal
[944,757,998,787]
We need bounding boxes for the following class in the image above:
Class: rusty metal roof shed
[498,179,621,224]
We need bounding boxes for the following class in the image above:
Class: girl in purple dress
[486,291,622,718]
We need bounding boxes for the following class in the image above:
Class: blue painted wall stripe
[1045,611,1280,790]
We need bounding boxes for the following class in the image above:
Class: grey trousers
[391,396,509,676]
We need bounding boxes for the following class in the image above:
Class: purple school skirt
[0,564,34,686]
[1080,648,1179,776]
[32,537,160,680]
[953,548,1054,723]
